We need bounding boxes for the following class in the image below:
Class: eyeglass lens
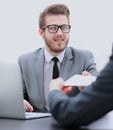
[48,25,71,33]
[42,25,71,33]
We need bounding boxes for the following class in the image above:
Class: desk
[0,117,85,130]
[82,110,113,130]
[0,111,113,130]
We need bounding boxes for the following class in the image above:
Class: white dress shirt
[44,47,65,110]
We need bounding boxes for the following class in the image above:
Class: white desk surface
[82,110,113,129]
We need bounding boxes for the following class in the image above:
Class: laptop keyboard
[25,112,51,119]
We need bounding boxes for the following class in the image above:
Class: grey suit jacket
[49,48,113,128]
[18,47,97,112]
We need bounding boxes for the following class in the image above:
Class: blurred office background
[0,0,113,71]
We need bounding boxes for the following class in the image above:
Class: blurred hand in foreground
[49,78,73,94]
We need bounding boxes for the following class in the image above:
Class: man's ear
[38,28,44,38]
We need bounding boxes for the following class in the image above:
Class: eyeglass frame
[41,24,71,33]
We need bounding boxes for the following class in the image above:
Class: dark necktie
[52,57,59,79]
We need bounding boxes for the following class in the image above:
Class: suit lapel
[60,47,74,81]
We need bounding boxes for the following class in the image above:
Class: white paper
[64,75,96,86]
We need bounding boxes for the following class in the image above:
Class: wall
[0,0,113,71]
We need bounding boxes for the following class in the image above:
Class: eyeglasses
[41,24,71,33]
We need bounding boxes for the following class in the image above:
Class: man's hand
[82,71,91,76]
[61,86,73,94]
[23,99,33,112]
[49,78,73,94]
[49,78,64,91]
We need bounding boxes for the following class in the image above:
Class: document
[64,75,96,86]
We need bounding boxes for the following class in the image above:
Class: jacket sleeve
[18,56,29,101]
[49,51,113,128]
[84,51,98,76]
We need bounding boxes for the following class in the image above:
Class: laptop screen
[0,63,26,119]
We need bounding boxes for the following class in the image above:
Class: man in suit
[18,4,97,112]
[49,47,113,128]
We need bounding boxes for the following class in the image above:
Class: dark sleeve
[49,52,113,128]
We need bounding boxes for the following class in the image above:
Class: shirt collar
[44,47,66,63]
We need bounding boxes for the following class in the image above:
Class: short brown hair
[39,4,70,28]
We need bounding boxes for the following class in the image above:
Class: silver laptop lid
[0,63,26,119]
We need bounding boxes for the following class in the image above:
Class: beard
[44,36,69,53]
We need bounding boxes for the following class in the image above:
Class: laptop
[0,63,51,119]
